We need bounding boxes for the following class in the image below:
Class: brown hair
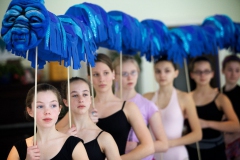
[25,83,62,119]
[154,55,177,70]
[61,77,90,99]
[189,56,213,72]
[222,55,240,69]
[112,55,140,72]
[87,53,113,75]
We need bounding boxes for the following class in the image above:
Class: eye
[155,70,160,74]
[165,69,170,73]
[104,71,109,75]
[93,73,99,77]
[8,17,16,23]
[37,105,43,109]
[51,104,57,108]
[72,94,78,98]
[83,93,88,97]
[29,16,41,23]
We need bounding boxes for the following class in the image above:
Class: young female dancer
[56,77,121,160]
[56,53,154,160]
[112,55,168,160]
[187,56,239,160]
[222,55,240,160]
[143,56,202,160]
[7,83,88,160]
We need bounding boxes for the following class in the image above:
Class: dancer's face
[222,61,240,85]
[115,61,138,90]
[27,91,61,128]
[91,62,115,92]
[154,61,178,86]
[64,80,91,115]
[191,61,214,86]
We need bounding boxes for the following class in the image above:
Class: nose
[44,108,50,115]
[99,74,104,82]
[78,96,84,103]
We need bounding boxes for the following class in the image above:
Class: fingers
[27,145,40,160]
[90,109,99,123]
[67,126,78,136]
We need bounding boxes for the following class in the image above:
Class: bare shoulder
[143,92,155,100]
[97,131,115,149]
[25,136,33,147]
[98,131,113,141]
[176,89,191,101]
[216,92,230,104]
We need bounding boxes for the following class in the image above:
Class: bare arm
[143,92,154,101]
[7,146,19,160]
[72,142,89,160]
[149,111,168,152]
[100,132,121,160]
[121,102,154,160]
[169,93,202,147]
[206,94,239,132]
[56,112,69,130]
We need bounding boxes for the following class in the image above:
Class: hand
[199,119,209,129]
[67,125,78,137]
[26,145,40,160]
[89,108,98,123]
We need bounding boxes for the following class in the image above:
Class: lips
[99,84,106,88]
[77,105,85,108]
[43,118,52,122]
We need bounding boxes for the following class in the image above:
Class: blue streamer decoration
[1,1,240,68]
[141,19,171,59]
[202,15,236,50]
[108,11,143,55]
[1,0,97,69]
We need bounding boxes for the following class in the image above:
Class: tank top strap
[96,130,104,139]
[121,101,126,110]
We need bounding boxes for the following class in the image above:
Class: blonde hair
[112,55,140,72]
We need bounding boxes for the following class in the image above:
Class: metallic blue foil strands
[108,11,142,55]
[234,23,240,53]
[65,2,109,46]
[100,16,122,52]
[141,19,171,61]
[170,26,217,58]
[163,32,187,66]
[202,15,236,50]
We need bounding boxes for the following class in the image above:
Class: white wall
[1,0,240,93]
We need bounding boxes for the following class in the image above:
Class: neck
[116,88,137,101]
[224,83,237,91]
[71,112,93,130]
[158,84,174,95]
[195,84,212,93]
[36,126,57,143]
[95,89,116,103]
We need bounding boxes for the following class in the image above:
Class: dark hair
[87,53,113,75]
[190,56,213,72]
[222,55,240,69]
[61,77,90,99]
[25,83,62,120]
[154,55,177,70]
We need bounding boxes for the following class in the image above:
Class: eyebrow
[37,100,57,103]
[70,90,89,94]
